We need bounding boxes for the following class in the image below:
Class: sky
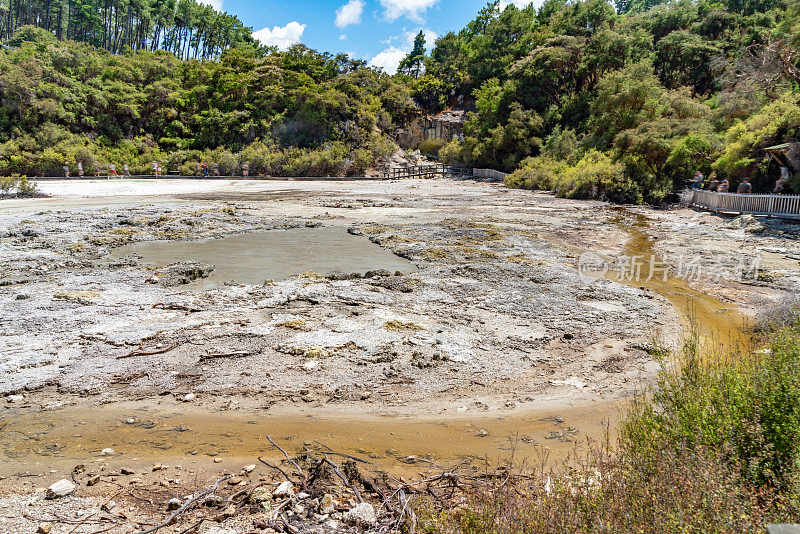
[201,0,538,74]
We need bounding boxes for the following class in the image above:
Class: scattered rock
[167,498,181,510]
[37,523,52,534]
[86,475,101,486]
[100,448,115,456]
[45,479,76,499]
[249,486,272,503]
[273,480,294,497]
[319,494,336,515]
[242,464,256,474]
[343,502,377,526]
[120,468,135,475]
[6,394,23,403]
[727,214,768,234]
[182,393,196,402]
[204,494,224,508]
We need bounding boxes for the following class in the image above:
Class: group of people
[63,161,252,178]
[690,166,792,194]
[63,161,131,177]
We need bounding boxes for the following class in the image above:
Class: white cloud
[339,34,348,40]
[369,47,408,74]
[252,21,306,50]
[335,0,365,28]
[197,0,223,11]
[379,0,439,22]
[369,27,438,74]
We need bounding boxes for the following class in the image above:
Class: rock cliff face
[394,97,473,150]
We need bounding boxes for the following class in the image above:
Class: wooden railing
[691,190,800,219]
[472,168,508,182]
[382,164,472,179]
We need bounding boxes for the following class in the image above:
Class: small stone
[37,523,52,534]
[128,478,142,485]
[182,393,196,402]
[343,502,377,526]
[6,394,23,403]
[292,504,305,514]
[152,463,165,471]
[86,475,101,486]
[100,448,115,456]
[297,491,310,500]
[46,479,76,499]
[220,505,236,518]
[249,487,272,504]
[227,477,243,485]
[120,468,135,475]
[125,418,136,424]
[273,480,294,497]
[319,494,335,515]
[242,464,256,474]
[204,494,224,507]
[303,360,320,371]
[166,498,181,511]
[476,429,489,437]
[213,458,222,463]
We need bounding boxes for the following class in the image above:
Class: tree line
[0,0,253,58]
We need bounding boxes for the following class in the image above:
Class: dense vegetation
[419,309,800,532]
[407,0,800,202]
[0,0,253,57]
[0,24,413,177]
[3,0,800,199]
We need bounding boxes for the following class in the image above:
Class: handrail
[691,190,800,219]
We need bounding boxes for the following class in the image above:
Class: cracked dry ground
[0,180,674,423]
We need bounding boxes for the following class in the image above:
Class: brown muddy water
[608,210,748,352]
[0,403,617,477]
[1,210,747,476]
[110,226,417,289]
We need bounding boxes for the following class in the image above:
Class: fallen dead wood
[117,342,179,359]
[152,303,203,313]
[138,474,231,534]
[198,350,252,360]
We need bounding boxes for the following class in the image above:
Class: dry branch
[117,342,179,359]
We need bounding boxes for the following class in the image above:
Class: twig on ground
[137,474,231,534]
[258,457,292,482]
[321,452,362,503]
[266,435,307,485]
[198,351,251,360]
[117,342,179,359]
[152,303,202,313]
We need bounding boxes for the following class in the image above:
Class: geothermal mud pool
[0,178,799,532]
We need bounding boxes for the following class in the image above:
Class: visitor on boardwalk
[77,161,83,177]
[737,178,753,194]
[108,163,116,176]
[242,161,249,177]
[63,162,70,177]
[775,166,791,193]
[202,162,209,177]
[152,161,160,177]
[123,164,130,177]
[690,171,703,189]
[708,173,719,191]
[93,161,100,177]
[717,179,730,193]
[212,162,220,176]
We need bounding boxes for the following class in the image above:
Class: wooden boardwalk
[382,164,472,179]
[691,190,800,220]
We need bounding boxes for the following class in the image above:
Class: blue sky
[202,0,536,73]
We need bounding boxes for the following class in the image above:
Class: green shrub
[0,175,17,194]
[504,156,564,190]
[557,150,642,204]
[417,138,447,157]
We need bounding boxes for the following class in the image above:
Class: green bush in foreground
[420,315,800,533]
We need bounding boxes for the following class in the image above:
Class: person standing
[202,162,209,177]
[108,163,117,176]
[93,160,100,177]
[123,164,130,177]
[717,179,730,193]
[212,162,220,177]
[242,161,250,178]
[737,177,752,194]
[775,166,791,193]
[708,172,719,192]
[690,171,703,189]
[63,162,70,177]
[77,161,84,177]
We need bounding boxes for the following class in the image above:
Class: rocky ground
[1,178,798,533]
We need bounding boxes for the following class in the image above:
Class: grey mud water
[1,178,799,483]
